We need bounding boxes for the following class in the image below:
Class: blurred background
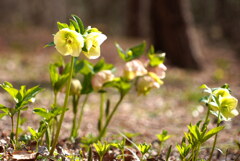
[0,0,240,143]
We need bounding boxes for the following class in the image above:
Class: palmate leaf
[103,78,131,96]
[75,60,94,75]
[116,42,146,62]
[93,59,114,73]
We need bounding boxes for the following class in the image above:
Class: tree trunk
[150,0,202,70]
[126,0,141,37]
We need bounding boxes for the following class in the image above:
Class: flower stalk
[50,57,75,155]
[98,94,125,140]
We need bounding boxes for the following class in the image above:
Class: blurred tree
[215,0,240,53]
[126,0,141,37]
[150,0,202,70]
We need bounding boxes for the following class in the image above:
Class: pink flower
[147,63,167,79]
[91,70,114,91]
[123,60,147,80]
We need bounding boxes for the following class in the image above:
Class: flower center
[67,38,72,44]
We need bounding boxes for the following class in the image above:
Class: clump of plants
[0,14,239,161]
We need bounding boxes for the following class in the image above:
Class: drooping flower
[147,63,167,79]
[83,32,107,59]
[218,96,238,120]
[91,70,114,91]
[136,72,163,95]
[208,88,238,120]
[123,60,147,80]
[54,28,84,57]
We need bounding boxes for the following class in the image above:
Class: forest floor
[0,27,240,160]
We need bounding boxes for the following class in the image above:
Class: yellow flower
[209,88,231,111]
[219,96,238,120]
[209,88,238,120]
[123,60,147,80]
[91,70,114,91]
[54,28,84,57]
[83,32,107,59]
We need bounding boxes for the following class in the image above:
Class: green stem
[50,57,74,156]
[99,92,105,132]
[15,111,21,148]
[53,93,58,107]
[202,107,210,131]
[98,94,125,140]
[121,149,125,161]
[10,116,14,146]
[208,112,221,161]
[46,127,51,150]
[70,94,81,138]
[76,94,89,132]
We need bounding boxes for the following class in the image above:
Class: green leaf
[69,19,80,32]
[81,73,93,94]
[156,130,171,142]
[128,42,146,60]
[49,64,59,86]
[0,82,19,103]
[75,60,94,75]
[93,59,114,73]
[148,46,166,67]
[72,15,85,34]
[57,22,69,30]
[33,108,49,119]
[202,126,224,143]
[0,104,9,113]
[116,42,146,62]
[28,127,37,138]
[54,74,69,93]
[104,78,131,96]
[44,42,55,48]
[23,86,42,102]
[0,113,7,119]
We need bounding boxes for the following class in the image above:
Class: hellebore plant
[0,82,42,149]
[46,15,107,155]
[176,84,238,161]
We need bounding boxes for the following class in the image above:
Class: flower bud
[83,32,107,59]
[123,60,147,80]
[70,79,82,95]
[91,70,114,91]
[54,28,84,57]
[147,63,167,79]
